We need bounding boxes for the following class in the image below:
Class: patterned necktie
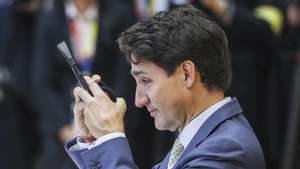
[167,138,184,169]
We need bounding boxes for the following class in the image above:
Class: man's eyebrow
[130,70,147,77]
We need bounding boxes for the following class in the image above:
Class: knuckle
[92,74,101,80]
[86,99,95,107]
[101,114,110,122]
[73,87,81,95]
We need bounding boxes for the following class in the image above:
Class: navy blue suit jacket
[66,98,265,169]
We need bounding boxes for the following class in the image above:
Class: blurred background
[0,0,299,169]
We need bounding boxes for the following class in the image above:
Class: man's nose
[135,89,149,108]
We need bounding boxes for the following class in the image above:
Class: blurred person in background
[282,0,300,49]
[31,0,134,168]
[0,0,40,168]
[281,0,300,169]
[287,0,300,27]
[195,0,287,168]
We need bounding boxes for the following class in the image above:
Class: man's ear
[181,60,196,88]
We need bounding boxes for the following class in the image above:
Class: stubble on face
[131,61,187,132]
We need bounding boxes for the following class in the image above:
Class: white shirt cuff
[89,132,126,149]
[69,137,91,151]
[69,132,126,151]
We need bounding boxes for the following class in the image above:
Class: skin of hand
[74,90,96,142]
[73,75,127,139]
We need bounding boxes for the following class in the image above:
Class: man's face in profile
[131,59,187,131]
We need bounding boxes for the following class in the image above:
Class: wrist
[79,135,96,143]
[94,128,125,139]
[88,132,126,149]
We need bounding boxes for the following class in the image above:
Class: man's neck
[180,88,225,131]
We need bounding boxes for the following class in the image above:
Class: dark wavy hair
[117,5,232,91]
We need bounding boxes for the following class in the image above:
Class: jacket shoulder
[179,114,265,169]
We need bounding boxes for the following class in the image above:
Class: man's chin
[154,121,177,132]
[154,121,166,131]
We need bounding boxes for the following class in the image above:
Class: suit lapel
[173,98,243,168]
[157,98,243,169]
[154,151,169,169]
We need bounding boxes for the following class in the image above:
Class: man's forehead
[130,63,148,76]
[130,61,168,78]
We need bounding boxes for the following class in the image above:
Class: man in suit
[65,5,265,169]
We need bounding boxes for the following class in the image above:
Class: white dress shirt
[178,97,232,150]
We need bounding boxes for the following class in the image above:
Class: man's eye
[140,79,151,84]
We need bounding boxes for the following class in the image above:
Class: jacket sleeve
[65,137,139,169]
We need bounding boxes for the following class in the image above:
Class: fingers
[73,86,93,103]
[73,74,126,139]
[74,113,88,135]
[83,107,97,134]
[74,102,85,114]
[116,98,127,113]
[74,87,81,103]
[84,74,101,83]
[92,74,101,83]
[85,75,110,100]
[89,80,107,98]
[73,101,91,136]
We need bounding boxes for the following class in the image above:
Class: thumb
[116,97,127,113]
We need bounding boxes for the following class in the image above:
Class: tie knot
[168,138,184,169]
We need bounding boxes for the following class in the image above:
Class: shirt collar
[65,0,98,21]
[179,97,232,149]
